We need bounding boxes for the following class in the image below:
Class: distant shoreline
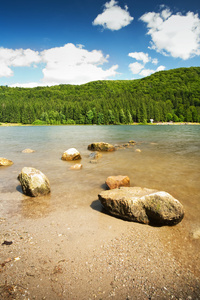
[0,122,200,127]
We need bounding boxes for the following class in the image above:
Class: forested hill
[0,67,200,125]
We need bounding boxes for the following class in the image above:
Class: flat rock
[98,187,184,226]
[62,148,81,161]
[88,142,115,152]
[18,167,51,197]
[106,175,130,189]
[22,148,35,153]
[0,157,13,166]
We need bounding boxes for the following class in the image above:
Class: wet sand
[0,188,200,299]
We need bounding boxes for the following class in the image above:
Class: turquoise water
[0,125,200,229]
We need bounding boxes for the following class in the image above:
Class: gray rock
[18,167,51,197]
[98,187,184,226]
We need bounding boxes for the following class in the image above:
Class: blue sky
[0,0,199,87]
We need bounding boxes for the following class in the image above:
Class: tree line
[0,67,200,125]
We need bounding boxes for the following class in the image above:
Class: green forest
[0,67,200,125]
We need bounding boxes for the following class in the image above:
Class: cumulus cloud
[128,52,150,64]
[93,0,133,31]
[128,51,165,77]
[41,43,118,85]
[0,44,118,86]
[140,8,200,59]
[0,47,41,77]
[129,62,144,74]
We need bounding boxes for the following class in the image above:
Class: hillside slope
[0,67,200,124]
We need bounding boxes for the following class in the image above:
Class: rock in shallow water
[62,148,81,161]
[98,187,184,226]
[106,175,130,189]
[88,142,115,152]
[0,157,13,166]
[18,167,51,197]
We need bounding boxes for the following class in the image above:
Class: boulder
[70,164,82,170]
[62,148,81,161]
[88,142,115,152]
[22,148,35,153]
[18,167,51,197]
[106,175,130,189]
[98,187,184,226]
[0,157,13,166]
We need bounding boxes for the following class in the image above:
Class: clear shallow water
[0,125,200,229]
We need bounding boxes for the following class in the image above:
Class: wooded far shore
[0,67,200,125]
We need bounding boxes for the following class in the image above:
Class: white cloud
[0,44,118,86]
[140,9,200,59]
[129,62,144,74]
[152,58,158,65]
[41,43,118,85]
[0,47,41,78]
[156,65,165,71]
[128,52,150,64]
[139,69,155,77]
[93,0,133,31]
[128,51,165,77]
[139,65,165,77]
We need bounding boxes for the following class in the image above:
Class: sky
[0,0,200,87]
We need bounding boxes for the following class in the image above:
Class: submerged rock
[89,152,102,160]
[70,164,83,170]
[0,157,13,166]
[22,148,35,153]
[98,187,184,226]
[106,175,130,189]
[18,167,51,197]
[88,142,115,152]
[62,148,81,161]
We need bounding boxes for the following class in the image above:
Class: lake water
[0,124,200,230]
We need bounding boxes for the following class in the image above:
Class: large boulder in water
[106,175,130,189]
[98,187,184,226]
[0,157,13,166]
[88,142,115,152]
[18,167,51,197]
[62,148,81,161]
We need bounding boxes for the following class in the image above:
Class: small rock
[22,148,35,153]
[135,149,141,152]
[129,140,136,145]
[62,148,81,161]
[89,152,102,159]
[18,167,51,197]
[70,164,82,170]
[192,229,200,239]
[106,175,130,189]
[88,142,115,152]
[0,157,13,166]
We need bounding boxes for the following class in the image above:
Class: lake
[0,124,200,298]
[0,125,199,225]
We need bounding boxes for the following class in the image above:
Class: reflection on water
[0,125,200,227]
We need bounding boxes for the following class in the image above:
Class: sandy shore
[0,195,200,300]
